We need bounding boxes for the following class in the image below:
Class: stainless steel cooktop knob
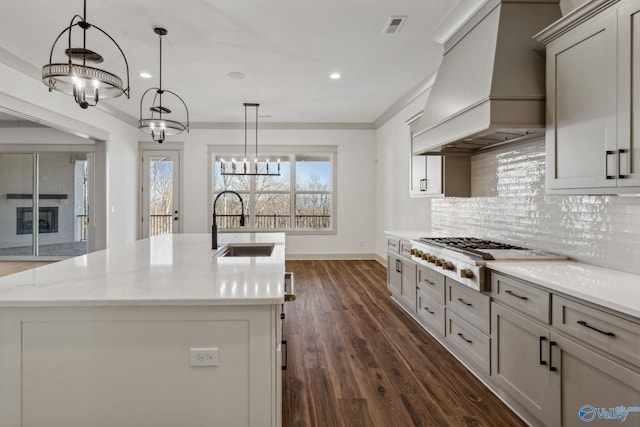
[460,268,475,279]
[435,259,444,267]
[427,255,436,263]
[421,252,429,260]
[442,261,454,271]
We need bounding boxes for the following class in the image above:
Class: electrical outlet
[190,347,219,367]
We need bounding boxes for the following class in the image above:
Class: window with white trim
[210,145,336,234]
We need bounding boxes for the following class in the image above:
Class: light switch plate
[190,347,219,367]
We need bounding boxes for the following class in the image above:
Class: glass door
[141,150,181,238]
[0,152,90,258]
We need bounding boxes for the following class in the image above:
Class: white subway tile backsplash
[431,138,640,274]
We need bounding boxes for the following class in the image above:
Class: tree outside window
[211,149,335,233]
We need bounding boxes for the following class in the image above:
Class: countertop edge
[487,261,640,321]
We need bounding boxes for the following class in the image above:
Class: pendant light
[138,27,190,144]
[220,103,280,176]
[42,0,130,109]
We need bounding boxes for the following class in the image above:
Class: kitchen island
[0,233,286,427]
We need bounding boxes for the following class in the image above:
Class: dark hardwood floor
[282,260,526,427]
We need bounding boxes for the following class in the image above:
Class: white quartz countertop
[0,233,286,307]
[487,261,640,320]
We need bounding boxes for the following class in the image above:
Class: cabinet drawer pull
[423,307,435,315]
[577,320,616,337]
[539,336,547,366]
[505,289,529,300]
[457,298,473,307]
[423,279,435,286]
[549,340,557,372]
[457,333,472,344]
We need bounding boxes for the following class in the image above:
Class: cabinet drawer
[491,273,550,324]
[417,291,445,337]
[399,240,413,258]
[445,310,490,375]
[387,237,400,254]
[417,266,445,305]
[446,279,490,335]
[552,295,640,368]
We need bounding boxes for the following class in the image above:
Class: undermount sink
[217,243,275,257]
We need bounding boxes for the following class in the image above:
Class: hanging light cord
[158,31,163,116]
[244,103,248,161]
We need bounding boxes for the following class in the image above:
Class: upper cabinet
[536,0,640,193]
[409,154,471,198]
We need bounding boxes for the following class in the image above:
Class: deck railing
[77,214,89,241]
[216,214,330,230]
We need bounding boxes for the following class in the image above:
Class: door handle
[549,341,557,372]
[539,336,547,366]
[618,149,628,179]
[281,340,288,370]
[605,150,617,179]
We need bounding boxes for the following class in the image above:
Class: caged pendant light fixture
[138,27,190,144]
[220,103,281,176]
[42,0,130,109]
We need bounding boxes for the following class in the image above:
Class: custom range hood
[411,0,561,154]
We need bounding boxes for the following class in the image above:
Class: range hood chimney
[411,0,561,154]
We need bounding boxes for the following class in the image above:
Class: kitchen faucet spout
[212,190,245,249]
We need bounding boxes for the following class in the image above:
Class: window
[210,145,336,234]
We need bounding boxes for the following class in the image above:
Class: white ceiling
[0,0,480,125]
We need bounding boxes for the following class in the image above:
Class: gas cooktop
[418,237,565,261]
[419,237,527,251]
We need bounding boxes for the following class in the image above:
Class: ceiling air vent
[384,16,407,34]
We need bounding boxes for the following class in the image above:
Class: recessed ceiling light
[139,72,152,79]
[329,73,341,80]
[228,71,246,79]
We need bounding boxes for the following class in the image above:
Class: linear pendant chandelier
[220,103,281,176]
[138,27,189,144]
[42,0,130,109]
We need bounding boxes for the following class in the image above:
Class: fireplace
[17,207,59,235]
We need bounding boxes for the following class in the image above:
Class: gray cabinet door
[387,254,402,296]
[399,258,417,312]
[545,9,617,191]
[551,333,640,427]
[491,303,558,426]
[617,0,640,187]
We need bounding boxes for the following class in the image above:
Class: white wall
[0,62,140,249]
[374,92,431,260]
[177,127,377,257]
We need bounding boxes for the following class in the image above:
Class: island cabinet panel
[0,305,280,427]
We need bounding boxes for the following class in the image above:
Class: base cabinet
[387,238,417,313]
[387,254,403,296]
[493,301,640,426]
[492,302,558,426]
[551,333,640,427]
